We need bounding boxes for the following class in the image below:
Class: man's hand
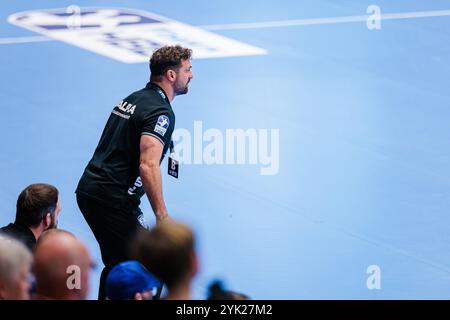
[156,212,172,225]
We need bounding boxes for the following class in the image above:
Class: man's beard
[174,79,189,95]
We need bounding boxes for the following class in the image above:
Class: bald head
[34,230,91,300]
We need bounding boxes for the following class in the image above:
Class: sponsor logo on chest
[116,100,136,114]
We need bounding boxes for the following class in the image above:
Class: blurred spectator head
[16,183,61,231]
[133,220,198,299]
[33,229,92,300]
[0,235,33,300]
[106,260,163,300]
[207,280,250,300]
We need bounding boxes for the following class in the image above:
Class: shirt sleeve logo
[154,115,170,136]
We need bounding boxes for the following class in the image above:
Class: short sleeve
[140,107,175,146]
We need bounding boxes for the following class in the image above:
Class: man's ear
[43,213,51,228]
[166,69,177,82]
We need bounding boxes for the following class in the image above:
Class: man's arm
[139,135,169,223]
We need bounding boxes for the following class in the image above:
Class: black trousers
[76,194,146,300]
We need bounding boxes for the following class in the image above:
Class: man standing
[76,45,193,299]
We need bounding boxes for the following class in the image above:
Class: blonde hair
[133,221,195,288]
[0,235,32,286]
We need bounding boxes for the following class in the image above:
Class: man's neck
[32,291,54,300]
[164,281,192,300]
[152,81,175,103]
[33,289,79,300]
[29,224,44,241]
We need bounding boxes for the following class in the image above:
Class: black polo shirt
[76,82,175,208]
[0,222,36,252]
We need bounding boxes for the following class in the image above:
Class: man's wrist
[156,212,169,220]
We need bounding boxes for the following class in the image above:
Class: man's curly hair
[150,45,192,81]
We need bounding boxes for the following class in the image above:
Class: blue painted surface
[1,1,449,299]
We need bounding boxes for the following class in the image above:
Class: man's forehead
[182,59,192,67]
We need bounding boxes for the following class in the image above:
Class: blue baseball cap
[106,260,163,300]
